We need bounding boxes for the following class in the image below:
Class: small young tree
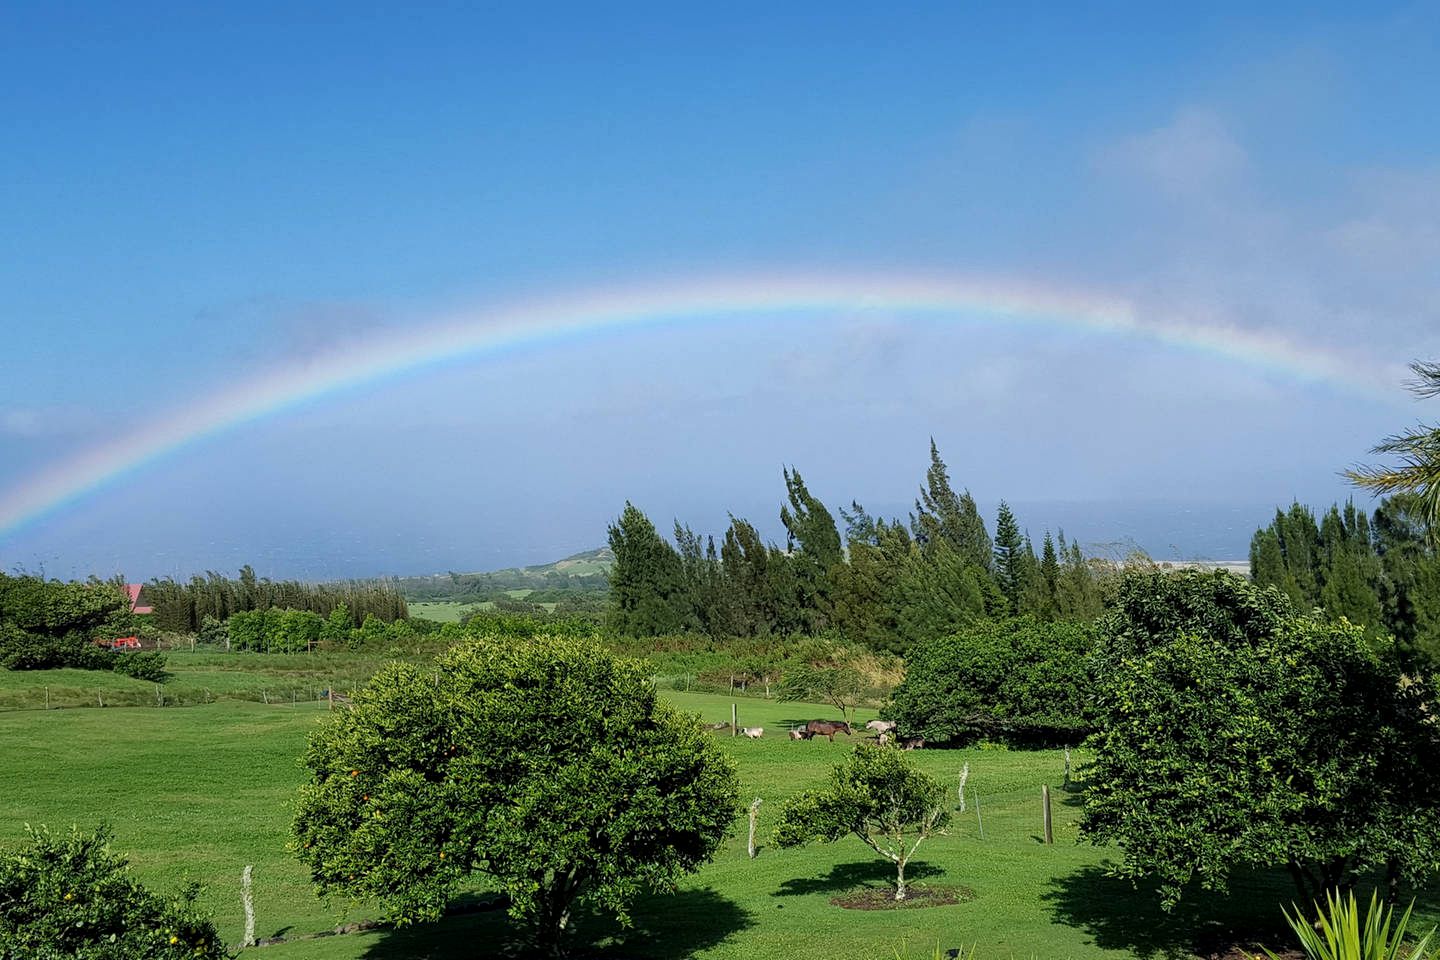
[293,634,739,954]
[0,824,225,959]
[774,744,949,901]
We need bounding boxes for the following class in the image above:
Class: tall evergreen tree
[992,501,1027,613]
[912,439,992,571]
[606,503,692,636]
[779,467,843,629]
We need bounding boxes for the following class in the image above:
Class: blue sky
[3,3,1439,578]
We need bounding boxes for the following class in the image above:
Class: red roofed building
[126,583,153,616]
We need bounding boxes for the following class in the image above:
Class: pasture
[0,674,1412,959]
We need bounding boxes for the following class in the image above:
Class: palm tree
[1347,360,1440,537]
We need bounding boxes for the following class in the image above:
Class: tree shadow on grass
[357,887,753,959]
[1041,864,1295,960]
[775,858,943,898]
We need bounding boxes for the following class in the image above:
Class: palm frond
[1408,360,1440,400]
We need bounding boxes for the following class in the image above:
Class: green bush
[886,617,1094,745]
[0,824,225,959]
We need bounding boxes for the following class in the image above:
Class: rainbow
[0,272,1396,541]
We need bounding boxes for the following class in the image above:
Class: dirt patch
[829,884,976,910]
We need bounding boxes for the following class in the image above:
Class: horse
[865,719,897,735]
[899,736,925,751]
[741,726,764,739]
[804,720,853,742]
[788,729,814,741]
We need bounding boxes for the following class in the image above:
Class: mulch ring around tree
[830,884,976,910]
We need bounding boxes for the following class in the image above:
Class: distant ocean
[7,498,1289,583]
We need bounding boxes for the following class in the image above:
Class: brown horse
[804,720,853,742]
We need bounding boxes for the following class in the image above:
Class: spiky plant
[1263,889,1434,960]
[1347,360,1440,539]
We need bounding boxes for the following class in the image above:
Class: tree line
[142,566,408,633]
[1249,494,1440,666]
[607,441,1106,652]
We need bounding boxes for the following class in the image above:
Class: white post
[241,864,255,947]
[747,798,763,859]
[957,762,970,812]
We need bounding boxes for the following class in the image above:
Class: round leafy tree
[774,743,949,901]
[293,634,739,953]
[1083,571,1440,907]
[0,825,225,960]
[886,617,1094,746]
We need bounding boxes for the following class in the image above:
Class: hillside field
[0,662,1423,959]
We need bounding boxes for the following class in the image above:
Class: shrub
[886,617,1094,745]
[0,824,225,959]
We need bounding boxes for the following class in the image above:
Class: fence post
[1042,785,1054,845]
[241,865,255,948]
[974,789,984,839]
[731,703,737,737]
[747,798,762,859]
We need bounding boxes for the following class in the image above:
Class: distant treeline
[1250,494,1440,665]
[393,560,610,605]
[143,566,408,633]
[608,441,1108,653]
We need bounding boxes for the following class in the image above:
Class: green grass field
[404,601,480,623]
[0,665,1427,959]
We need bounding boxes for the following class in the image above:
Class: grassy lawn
[0,680,1414,959]
[404,601,479,623]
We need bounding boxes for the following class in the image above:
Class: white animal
[865,719,897,735]
[741,726,764,739]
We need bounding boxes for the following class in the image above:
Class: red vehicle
[97,636,142,651]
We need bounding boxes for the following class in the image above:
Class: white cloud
[1093,108,1248,198]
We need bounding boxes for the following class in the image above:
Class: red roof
[126,584,153,615]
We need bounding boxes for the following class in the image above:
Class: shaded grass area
[3,686,1437,958]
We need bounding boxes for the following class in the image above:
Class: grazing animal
[804,720,853,742]
[865,719,897,735]
[899,736,925,751]
[704,722,731,732]
[788,729,814,741]
[877,732,892,746]
[741,726,764,739]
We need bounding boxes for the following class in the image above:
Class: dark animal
[788,729,814,741]
[899,736,925,750]
[804,720,853,742]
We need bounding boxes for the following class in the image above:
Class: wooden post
[1042,785,1054,845]
[328,688,334,711]
[747,798,762,859]
[974,789,984,839]
[731,703,737,737]
[44,686,49,711]
[241,864,255,948]
[155,684,162,708]
[1063,747,1072,791]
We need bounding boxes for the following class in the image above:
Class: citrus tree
[774,744,949,901]
[292,634,739,954]
[0,825,225,960]
[1082,571,1440,907]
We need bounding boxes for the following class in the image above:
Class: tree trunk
[894,858,907,901]
[1385,858,1401,906]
